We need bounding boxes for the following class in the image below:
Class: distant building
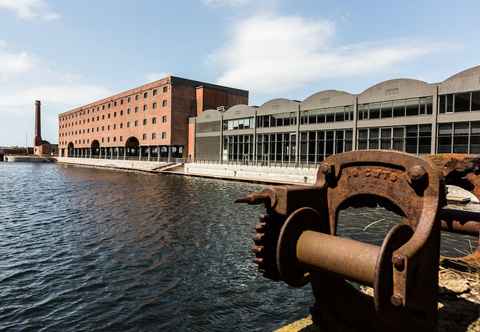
[34,100,54,156]
[58,76,248,159]
[189,65,480,163]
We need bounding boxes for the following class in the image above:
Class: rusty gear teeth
[252,213,285,281]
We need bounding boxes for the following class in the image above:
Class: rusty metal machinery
[426,154,480,266]
[237,150,480,332]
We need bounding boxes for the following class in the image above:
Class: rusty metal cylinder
[296,231,380,286]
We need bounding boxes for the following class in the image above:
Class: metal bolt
[391,294,403,307]
[319,163,334,184]
[392,255,405,271]
[408,165,427,184]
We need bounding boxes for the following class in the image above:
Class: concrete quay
[56,157,171,173]
[183,162,318,185]
[5,155,55,163]
[55,157,319,185]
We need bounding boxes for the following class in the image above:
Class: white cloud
[211,14,440,95]
[203,0,251,7]
[0,0,60,20]
[0,42,111,146]
[0,85,112,108]
[0,41,35,80]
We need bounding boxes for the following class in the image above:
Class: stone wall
[184,162,318,185]
[57,157,168,172]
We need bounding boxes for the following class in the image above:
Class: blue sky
[0,0,478,146]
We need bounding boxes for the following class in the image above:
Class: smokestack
[34,100,42,146]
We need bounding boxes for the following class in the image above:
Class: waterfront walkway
[56,157,319,185]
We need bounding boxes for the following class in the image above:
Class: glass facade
[256,112,297,128]
[300,129,353,163]
[300,106,353,125]
[223,117,254,130]
[223,135,254,161]
[358,97,433,120]
[439,90,480,113]
[357,125,432,154]
[256,133,297,163]
[437,121,480,154]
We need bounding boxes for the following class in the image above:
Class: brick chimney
[34,100,42,146]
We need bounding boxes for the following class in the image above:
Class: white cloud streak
[0,0,60,20]
[211,14,440,95]
[0,85,112,108]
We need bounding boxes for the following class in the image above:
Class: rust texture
[237,151,480,332]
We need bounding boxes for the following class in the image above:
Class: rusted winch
[426,154,480,266]
[237,151,480,332]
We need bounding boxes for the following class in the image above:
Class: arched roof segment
[223,104,257,120]
[301,90,354,110]
[439,65,480,94]
[196,109,221,123]
[358,78,434,104]
[257,98,299,115]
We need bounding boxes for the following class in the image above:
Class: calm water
[0,163,474,331]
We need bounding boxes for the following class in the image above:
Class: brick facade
[58,76,248,159]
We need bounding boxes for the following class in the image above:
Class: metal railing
[191,159,319,169]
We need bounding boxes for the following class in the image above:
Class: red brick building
[58,76,248,159]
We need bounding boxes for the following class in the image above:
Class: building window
[127,122,130,128]
[163,86,168,93]
[162,115,167,123]
[152,133,156,139]
[162,100,167,107]
[127,97,131,103]
[108,103,111,109]
[113,137,116,142]
[134,120,138,127]
[142,133,147,140]
[102,126,104,131]
[120,99,124,105]
[152,102,157,109]
[135,95,139,101]
[120,123,123,129]
[472,92,480,111]
[127,108,130,114]
[143,104,147,111]
[153,89,157,96]
[102,115,105,120]
[161,132,166,139]
[120,136,123,142]
[152,117,157,124]
[120,110,123,116]
[113,124,116,129]
[114,101,117,107]
[143,119,147,125]
[135,107,138,113]
[107,125,110,131]
[144,92,148,98]
[114,112,117,117]
[107,113,110,119]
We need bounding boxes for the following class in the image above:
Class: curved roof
[257,98,299,115]
[223,104,257,120]
[439,65,480,94]
[358,78,434,104]
[301,90,354,110]
[196,109,221,123]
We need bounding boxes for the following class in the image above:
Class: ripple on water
[0,163,476,331]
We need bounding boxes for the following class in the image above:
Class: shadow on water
[0,163,475,331]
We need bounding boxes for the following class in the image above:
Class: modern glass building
[188,65,480,164]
